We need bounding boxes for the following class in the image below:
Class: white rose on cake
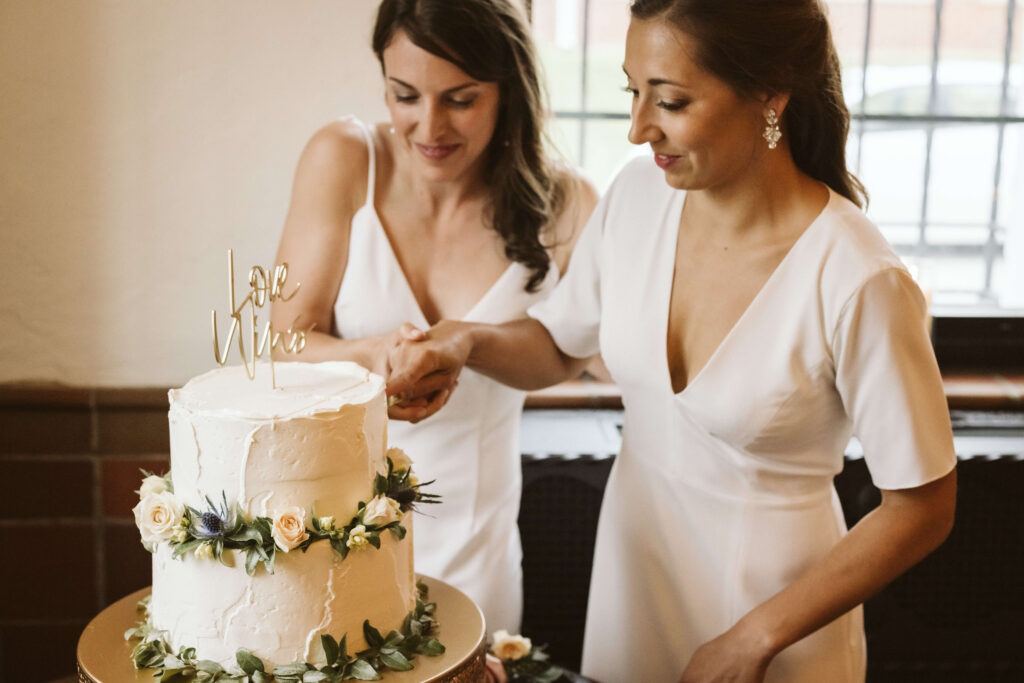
[363,495,402,526]
[133,491,185,545]
[386,447,413,472]
[138,474,169,498]
[491,630,532,661]
[272,506,309,552]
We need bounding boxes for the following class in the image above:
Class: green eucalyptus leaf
[264,550,276,575]
[417,638,445,656]
[362,621,384,648]
[378,649,413,671]
[252,671,272,683]
[321,634,340,667]
[236,649,265,675]
[245,549,260,576]
[172,539,203,560]
[345,659,380,681]
[367,534,381,550]
[163,655,186,669]
[301,671,329,682]
[196,660,225,674]
[229,526,264,544]
[338,634,348,661]
[273,663,311,677]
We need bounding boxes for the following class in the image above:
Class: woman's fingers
[398,321,426,341]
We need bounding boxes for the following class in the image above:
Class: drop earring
[762,108,781,150]
[389,126,395,135]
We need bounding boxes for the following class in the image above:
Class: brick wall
[0,385,170,683]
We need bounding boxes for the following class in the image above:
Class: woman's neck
[683,147,828,246]
[390,145,489,220]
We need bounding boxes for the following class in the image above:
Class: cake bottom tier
[150,533,415,668]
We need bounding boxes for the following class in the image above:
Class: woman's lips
[654,153,680,169]
[416,143,459,161]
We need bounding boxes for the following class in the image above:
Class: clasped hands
[380,320,470,423]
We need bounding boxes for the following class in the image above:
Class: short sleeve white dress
[529,157,957,682]
[333,118,559,633]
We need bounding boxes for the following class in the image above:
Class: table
[77,576,486,683]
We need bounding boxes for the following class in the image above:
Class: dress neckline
[666,187,837,398]
[352,202,521,328]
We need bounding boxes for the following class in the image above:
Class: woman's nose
[423,100,448,140]
[628,100,657,145]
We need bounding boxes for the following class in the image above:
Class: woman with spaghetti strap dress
[269,0,596,640]
[384,1,957,681]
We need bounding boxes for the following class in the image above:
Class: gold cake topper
[211,249,312,387]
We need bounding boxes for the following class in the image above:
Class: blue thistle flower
[188,492,237,540]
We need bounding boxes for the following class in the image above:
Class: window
[530,0,1024,316]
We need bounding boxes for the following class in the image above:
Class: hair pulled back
[630,0,866,207]
[373,0,563,291]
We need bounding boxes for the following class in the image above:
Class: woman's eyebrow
[387,77,478,94]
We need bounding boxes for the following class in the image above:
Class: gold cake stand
[77,576,486,683]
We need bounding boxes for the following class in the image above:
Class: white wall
[0,0,387,387]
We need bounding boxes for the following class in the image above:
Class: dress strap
[347,116,377,208]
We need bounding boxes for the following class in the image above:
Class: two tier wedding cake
[128,361,443,679]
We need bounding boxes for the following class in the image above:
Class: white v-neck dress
[529,157,956,682]
[333,117,559,633]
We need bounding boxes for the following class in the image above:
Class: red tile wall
[0,385,170,683]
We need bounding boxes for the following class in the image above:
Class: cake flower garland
[133,449,439,576]
[126,582,445,681]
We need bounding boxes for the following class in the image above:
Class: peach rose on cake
[363,495,403,526]
[133,491,185,545]
[491,630,532,661]
[271,506,309,552]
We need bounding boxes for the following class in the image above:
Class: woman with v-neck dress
[386,2,957,681]
[270,0,596,637]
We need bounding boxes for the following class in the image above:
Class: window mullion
[578,0,591,166]
[855,0,875,175]
[918,0,945,259]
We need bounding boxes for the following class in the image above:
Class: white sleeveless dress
[333,117,559,633]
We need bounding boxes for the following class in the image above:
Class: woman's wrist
[731,609,786,664]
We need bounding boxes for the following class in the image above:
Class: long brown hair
[373,0,563,291]
[630,0,867,207]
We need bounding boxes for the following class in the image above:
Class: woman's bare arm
[386,318,589,422]
[270,121,423,375]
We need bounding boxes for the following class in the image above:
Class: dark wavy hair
[630,0,867,207]
[373,0,563,291]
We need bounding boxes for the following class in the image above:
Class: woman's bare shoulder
[293,119,374,200]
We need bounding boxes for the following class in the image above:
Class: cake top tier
[169,361,384,419]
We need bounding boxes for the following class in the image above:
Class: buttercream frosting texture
[151,361,414,667]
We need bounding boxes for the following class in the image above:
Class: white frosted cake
[131,361,437,674]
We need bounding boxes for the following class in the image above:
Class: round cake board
[77,575,486,683]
